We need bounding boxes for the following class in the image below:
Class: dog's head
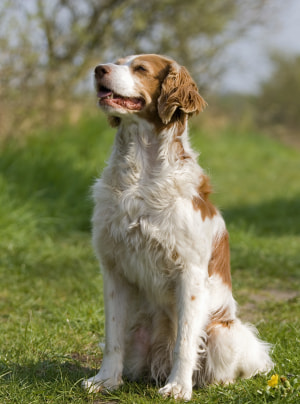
[94,54,206,128]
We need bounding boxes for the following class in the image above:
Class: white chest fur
[92,121,214,302]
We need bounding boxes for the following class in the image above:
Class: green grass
[0,114,299,403]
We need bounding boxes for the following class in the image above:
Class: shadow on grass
[0,357,92,381]
[0,357,97,400]
[0,357,158,403]
[224,196,300,236]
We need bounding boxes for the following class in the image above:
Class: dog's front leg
[83,268,129,393]
[159,266,208,401]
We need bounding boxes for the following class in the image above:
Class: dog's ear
[158,63,207,125]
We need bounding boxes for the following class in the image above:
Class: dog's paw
[158,382,192,401]
[82,374,123,393]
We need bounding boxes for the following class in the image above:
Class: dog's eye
[135,65,148,73]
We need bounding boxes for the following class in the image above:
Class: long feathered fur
[82,54,273,401]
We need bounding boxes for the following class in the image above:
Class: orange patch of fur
[208,231,232,289]
[171,120,191,160]
[172,250,179,261]
[206,307,234,335]
[158,65,207,125]
[173,137,190,160]
[192,175,217,221]
[133,55,173,131]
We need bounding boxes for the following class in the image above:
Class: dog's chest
[92,146,185,300]
[92,126,207,299]
[94,174,180,294]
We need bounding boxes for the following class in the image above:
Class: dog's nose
[94,64,111,78]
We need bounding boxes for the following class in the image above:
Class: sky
[220,0,300,93]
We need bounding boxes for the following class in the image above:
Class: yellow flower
[268,374,279,388]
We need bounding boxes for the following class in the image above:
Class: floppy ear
[158,63,207,124]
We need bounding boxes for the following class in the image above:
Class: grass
[0,113,299,403]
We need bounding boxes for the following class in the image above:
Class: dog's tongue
[98,89,112,98]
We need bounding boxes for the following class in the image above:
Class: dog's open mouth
[97,86,145,111]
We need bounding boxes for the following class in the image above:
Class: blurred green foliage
[0,0,268,138]
[258,54,300,130]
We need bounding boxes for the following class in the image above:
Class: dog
[82,54,273,401]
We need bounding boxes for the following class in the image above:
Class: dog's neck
[118,117,193,161]
[101,117,200,192]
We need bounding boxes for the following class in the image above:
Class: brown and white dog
[82,54,273,401]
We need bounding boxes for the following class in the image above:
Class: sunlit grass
[0,114,299,403]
